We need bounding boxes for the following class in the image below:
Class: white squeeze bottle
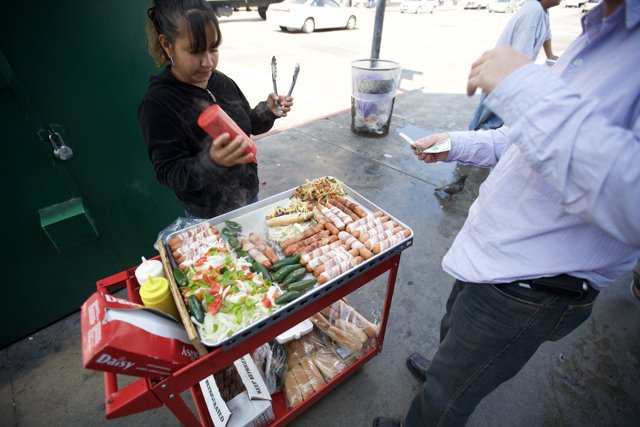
[134,256,165,285]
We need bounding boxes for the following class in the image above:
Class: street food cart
[87,177,413,426]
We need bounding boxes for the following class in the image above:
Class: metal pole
[370,0,387,60]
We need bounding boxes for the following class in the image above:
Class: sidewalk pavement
[2,90,638,427]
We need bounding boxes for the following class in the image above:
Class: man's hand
[413,133,450,164]
[209,133,254,167]
[467,46,531,97]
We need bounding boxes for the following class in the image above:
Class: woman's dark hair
[146,0,222,67]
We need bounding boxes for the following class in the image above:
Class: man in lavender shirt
[374,0,639,425]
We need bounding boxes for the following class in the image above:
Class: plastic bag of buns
[284,333,325,409]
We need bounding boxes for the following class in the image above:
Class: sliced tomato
[262,296,272,309]
[209,282,221,294]
[195,256,208,266]
[203,274,214,285]
[207,295,222,316]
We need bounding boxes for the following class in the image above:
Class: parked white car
[400,0,437,13]
[488,0,518,12]
[564,0,586,7]
[266,0,357,33]
[462,0,490,9]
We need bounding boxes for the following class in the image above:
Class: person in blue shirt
[469,0,561,131]
[374,0,639,425]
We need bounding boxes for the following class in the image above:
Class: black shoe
[373,417,402,427]
[406,352,431,382]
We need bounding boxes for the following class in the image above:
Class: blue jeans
[468,93,504,131]
[405,280,599,427]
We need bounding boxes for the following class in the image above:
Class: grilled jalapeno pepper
[224,220,242,232]
[187,295,205,323]
[252,261,273,283]
[275,291,301,305]
[287,278,317,293]
[283,267,307,286]
[173,267,188,287]
[221,227,238,239]
[271,254,302,271]
[273,263,303,283]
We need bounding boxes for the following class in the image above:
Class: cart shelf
[95,249,402,426]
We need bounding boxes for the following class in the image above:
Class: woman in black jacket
[139,0,293,218]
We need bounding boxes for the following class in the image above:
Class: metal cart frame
[96,251,402,426]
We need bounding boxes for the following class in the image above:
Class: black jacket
[138,67,278,218]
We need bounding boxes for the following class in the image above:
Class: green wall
[0,0,183,347]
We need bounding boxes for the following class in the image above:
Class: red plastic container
[197,104,257,164]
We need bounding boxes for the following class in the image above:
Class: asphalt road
[216,3,584,131]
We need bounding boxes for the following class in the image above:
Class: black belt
[508,274,591,298]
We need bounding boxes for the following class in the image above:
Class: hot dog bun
[266,212,313,227]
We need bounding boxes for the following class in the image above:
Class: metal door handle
[49,131,73,160]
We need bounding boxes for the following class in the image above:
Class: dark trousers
[405,280,599,426]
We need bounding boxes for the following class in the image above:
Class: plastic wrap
[281,300,379,409]
[283,331,331,409]
[252,341,286,395]
[154,217,206,251]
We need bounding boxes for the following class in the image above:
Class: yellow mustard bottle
[139,276,180,322]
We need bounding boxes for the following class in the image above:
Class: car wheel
[302,18,315,33]
[279,26,289,31]
[346,16,356,30]
[258,6,268,19]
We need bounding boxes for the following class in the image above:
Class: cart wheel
[302,18,315,33]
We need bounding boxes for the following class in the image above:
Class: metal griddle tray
[163,181,413,350]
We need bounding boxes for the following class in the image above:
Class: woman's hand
[208,133,254,167]
[267,93,294,117]
[412,133,450,163]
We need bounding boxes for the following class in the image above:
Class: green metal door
[0,1,183,347]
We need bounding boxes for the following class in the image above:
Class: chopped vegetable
[292,176,346,204]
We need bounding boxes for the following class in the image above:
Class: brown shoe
[631,279,640,300]
[406,352,431,382]
[373,417,403,427]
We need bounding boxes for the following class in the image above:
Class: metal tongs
[271,56,300,109]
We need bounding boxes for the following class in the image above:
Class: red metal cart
[96,250,403,426]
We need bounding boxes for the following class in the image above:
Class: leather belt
[509,274,591,298]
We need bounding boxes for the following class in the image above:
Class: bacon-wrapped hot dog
[241,239,272,268]
[306,246,355,272]
[284,230,331,256]
[328,198,360,221]
[300,235,339,255]
[319,206,345,231]
[317,256,363,284]
[248,232,279,264]
[337,231,364,249]
[332,196,368,218]
[313,206,340,235]
[371,231,411,254]
[313,249,360,276]
[325,202,354,226]
[280,223,325,250]
[300,242,343,266]
[168,222,219,251]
